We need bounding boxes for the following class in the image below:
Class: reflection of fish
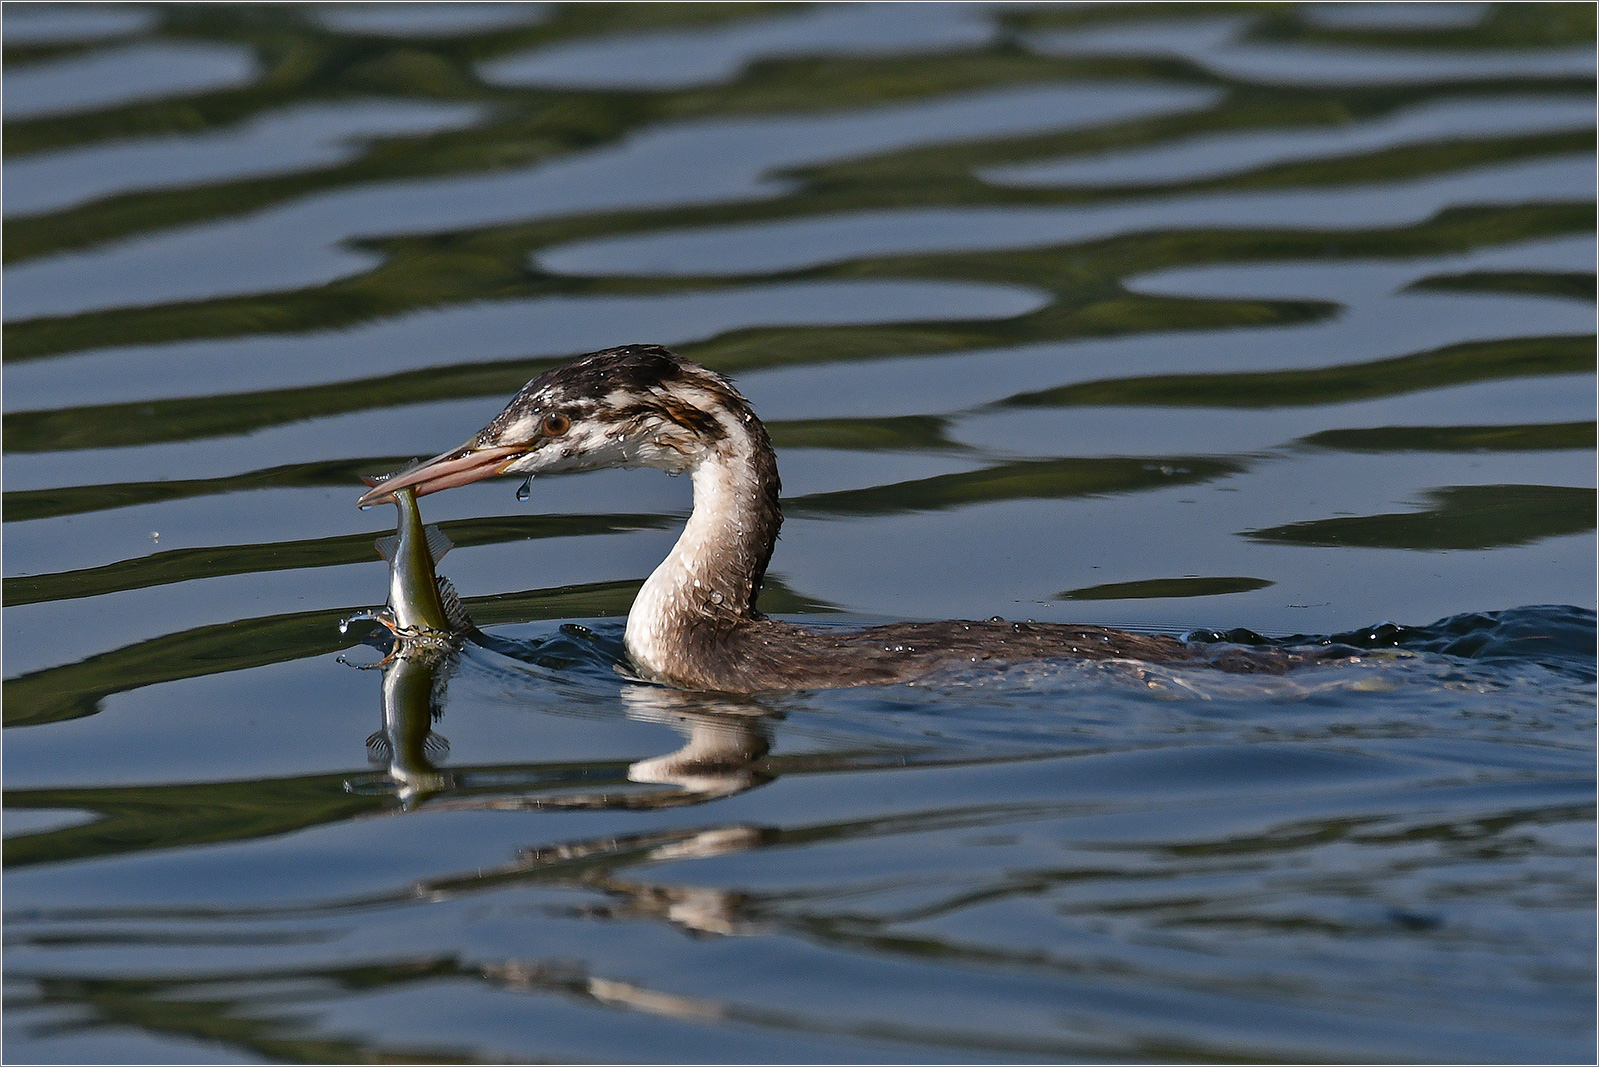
[359,478,472,640]
[366,641,454,809]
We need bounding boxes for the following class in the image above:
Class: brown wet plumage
[643,616,1298,692]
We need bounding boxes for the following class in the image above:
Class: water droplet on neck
[710,591,724,605]
[516,477,533,502]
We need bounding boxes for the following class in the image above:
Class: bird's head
[357,345,759,508]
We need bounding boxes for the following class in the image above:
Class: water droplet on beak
[516,477,533,502]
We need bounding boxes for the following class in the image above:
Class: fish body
[365,480,472,640]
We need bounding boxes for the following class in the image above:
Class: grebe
[358,345,1282,691]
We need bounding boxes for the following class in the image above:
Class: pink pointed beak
[357,442,526,508]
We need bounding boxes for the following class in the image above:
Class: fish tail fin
[373,533,399,562]
[424,524,453,562]
[423,732,451,760]
[437,576,474,631]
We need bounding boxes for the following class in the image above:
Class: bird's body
[622,614,1205,691]
[359,345,1291,691]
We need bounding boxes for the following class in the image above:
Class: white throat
[624,425,770,682]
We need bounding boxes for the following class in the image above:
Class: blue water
[4,3,1594,1062]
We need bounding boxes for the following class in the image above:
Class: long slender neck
[624,409,782,684]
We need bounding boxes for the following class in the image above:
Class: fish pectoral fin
[423,732,451,760]
[374,533,399,562]
[366,731,392,763]
[437,576,474,631]
[424,524,454,562]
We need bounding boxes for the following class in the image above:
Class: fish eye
[541,413,571,437]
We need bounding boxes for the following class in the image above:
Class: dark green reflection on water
[1059,575,1274,601]
[788,454,1247,517]
[6,771,386,869]
[1246,483,1596,551]
[1296,421,1596,453]
[5,604,359,728]
[1004,0,1596,48]
[1,456,418,522]
[999,334,1594,409]
[1406,268,1597,302]
[12,0,1585,270]
[4,6,1592,363]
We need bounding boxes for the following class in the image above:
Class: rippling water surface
[4,3,1595,1062]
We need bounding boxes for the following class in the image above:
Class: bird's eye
[541,413,571,437]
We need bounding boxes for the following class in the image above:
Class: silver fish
[346,478,472,642]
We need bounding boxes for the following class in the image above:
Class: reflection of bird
[622,687,773,799]
[360,345,1281,691]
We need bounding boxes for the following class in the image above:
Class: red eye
[541,413,571,437]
